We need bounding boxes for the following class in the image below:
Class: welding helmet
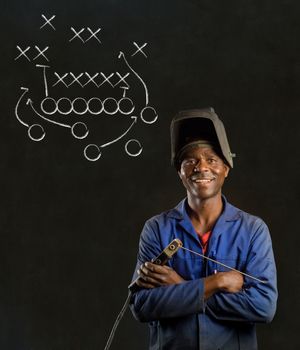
[170,107,235,170]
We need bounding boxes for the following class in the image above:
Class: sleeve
[129,219,205,323]
[205,220,278,323]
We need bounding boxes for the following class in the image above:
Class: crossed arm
[136,262,244,300]
[130,220,277,323]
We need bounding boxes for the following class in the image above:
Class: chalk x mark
[15,46,31,61]
[118,51,149,106]
[69,72,84,87]
[69,27,85,43]
[83,72,99,87]
[99,72,115,87]
[131,42,148,58]
[114,72,130,88]
[40,14,56,30]
[33,46,49,62]
[86,27,101,43]
[52,72,69,88]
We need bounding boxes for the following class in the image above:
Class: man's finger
[145,262,171,273]
[135,277,156,289]
[138,268,166,285]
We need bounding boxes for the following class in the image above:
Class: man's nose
[193,159,209,172]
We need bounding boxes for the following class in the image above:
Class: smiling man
[130,108,277,350]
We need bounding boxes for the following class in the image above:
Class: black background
[0,0,299,349]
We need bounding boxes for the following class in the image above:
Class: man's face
[178,146,229,201]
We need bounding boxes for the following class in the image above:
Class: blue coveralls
[130,197,277,350]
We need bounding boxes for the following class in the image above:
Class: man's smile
[190,174,216,184]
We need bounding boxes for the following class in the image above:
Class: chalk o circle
[28,124,46,142]
[103,97,118,115]
[87,97,103,115]
[71,122,89,139]
[118,97,135,115]
[125,139,143,157]
[57,97,73,115]
[40,97,57,115]
[72,97,88,115]
[140,106,158,124]
[84,144,102,162]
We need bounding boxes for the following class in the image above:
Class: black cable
[104,291,132,350]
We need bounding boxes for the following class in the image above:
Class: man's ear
[224,164,230,178]
[178,169,183,180]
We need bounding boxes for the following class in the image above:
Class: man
[130,108,277,350]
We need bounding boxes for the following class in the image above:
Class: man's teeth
[194,179,213,183]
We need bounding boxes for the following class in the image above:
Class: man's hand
[136,262,185,289]
[204,271,244,299]
[217,271,244,293]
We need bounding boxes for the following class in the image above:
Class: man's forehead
[183,145,220,158]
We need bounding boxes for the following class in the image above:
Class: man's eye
[184,159,196,165]
[207,158,217,163]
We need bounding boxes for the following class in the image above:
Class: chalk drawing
[71,122,89,139]
[86,27,101,43]
[28,124,46,141]
[140,106,158,124]
[84,144,102,162]
[125,139,143,157]
[68,73,84,87]
[27,98,71,128]
[15,88,46,142]
[69,27,85,43]
[131,42,148,58]
[33,46,49,62]
[40,14,56,31]
[118,51,149,106]
[14,14,158,161]
[36,64,50,97]
[83,116,137,161]
[69,27,102,44]
[15,46,31,61]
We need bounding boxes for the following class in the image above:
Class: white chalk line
[15,87,30,127]
[118,51,149,106]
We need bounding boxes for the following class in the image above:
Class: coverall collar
[167,195,241,242]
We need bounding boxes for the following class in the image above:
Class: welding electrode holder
[128,238,183,293]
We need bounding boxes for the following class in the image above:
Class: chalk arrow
[100,116,137,148]
[15,87,30,127]
[27,98,71,129]
[118,51,149,106]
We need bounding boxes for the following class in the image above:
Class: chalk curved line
[72,97,89,115]
[103,97,119,115]
[100,116,137,148]
[118,51,149,106]
[27,99,71,128]
[28,124,46,142]
[40,97,58,115]
[15,87,30,127]
[125,139,143,157]
[140,106,158,124]
[71,122,89,139]
[118,97,135,115]
[56,97,73,115]
[84,144,102,162]
[87,97,103,115]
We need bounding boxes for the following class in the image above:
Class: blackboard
[1,0,299,349]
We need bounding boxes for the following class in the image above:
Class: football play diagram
[14,13,158,161]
